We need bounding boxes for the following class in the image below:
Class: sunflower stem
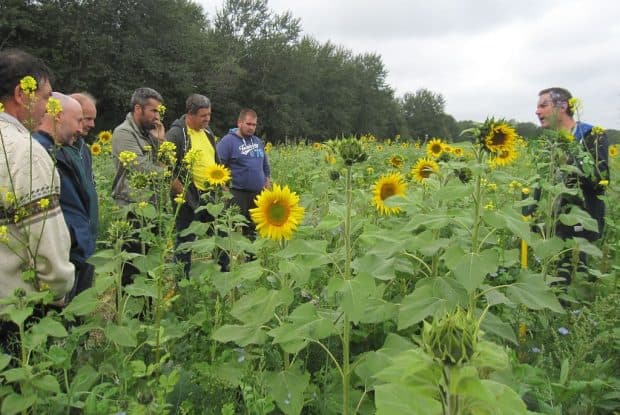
[342,164,353,415]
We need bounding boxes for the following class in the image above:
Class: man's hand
[171,178,184,195]
[151,120,166,144]
[264,177,271,190]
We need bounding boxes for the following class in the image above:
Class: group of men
[0,48,610,333]
[109,88,271,279]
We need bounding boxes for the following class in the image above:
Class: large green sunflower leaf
[506,271,564,313]
[231,287,293,325]
[211,324,268,346]
[444,246,499,293]
[398,277,467,330]
[265,365,310,415]
[268,303,336,353]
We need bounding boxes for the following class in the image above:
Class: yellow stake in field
[521,216,530,269]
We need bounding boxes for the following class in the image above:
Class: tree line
[2,0,617,143]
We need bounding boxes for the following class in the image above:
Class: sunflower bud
[422,308,478,366]
[338,138,368,166]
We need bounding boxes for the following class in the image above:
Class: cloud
[198,0,620,128]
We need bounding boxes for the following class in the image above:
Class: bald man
[33,93,97,301]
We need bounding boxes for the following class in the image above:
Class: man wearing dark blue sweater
[216,108,271,239]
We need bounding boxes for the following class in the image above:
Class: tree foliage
[1,0,487,142]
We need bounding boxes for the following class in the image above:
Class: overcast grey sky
[197,0,620,129]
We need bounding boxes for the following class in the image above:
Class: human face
[237,115,257,138]
[186,107,211,131]
[80,99,97,135]
[57,101,83,145]
[536,93,559,129]
[134,98,161,131]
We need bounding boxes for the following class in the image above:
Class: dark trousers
[556,222,602,284]
[175,201,229,277]
[230,188,260,240]
[65,262,95,302]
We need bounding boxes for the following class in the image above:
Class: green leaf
[506,271,564,313]
[2,367,30,383]
[558,206,598,232]
[351,254,396,281]
[231,287,293,325]
[4,306,33,326]
[31,316,68,338]
[479,310,517,345]
[69,364,99,395]
[124,277,157,298]
[62,288,98,318]
[88,249,122,273]
[105,324,138,347]
[211,260,263,295]
[484,209,533,244]
[265,365,310,415]
[374,384,442,414]
[398,277,467,330]
[268,303,336,353]
[130,360,147,378]
[444,246,499,293]
[0,354,12,372]
[340,273,376,324]
[478,380,529,414]
[1,393,36,415]
[32,374,61,394]
[211,324,267,346]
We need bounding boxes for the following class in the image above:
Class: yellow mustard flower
[324,154,336,165]
[156,104,167,117]
[45,97,62,116]
[158,141,177,165]
[137,201,149,209]
[366,167,374,175]
[5,191,16,205]
[37,198,50,209]
[0,225,8,243]
[522,187,530,195]
[19,76,37,97]
[518,322,527,342]
[598,179,609,187]
[174,194,185,205]
[591,126,605,136]
[0,102,4,113]
[118,151,138,167]
[484,201,495,210]
[568,97,582,114]
[264,142,273,153]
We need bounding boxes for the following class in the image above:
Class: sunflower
[609,145,618,158]
[372,172,407,215]
[387,154,404,169]
[205,163,231,186]
[90,143,102,156]
[250,184,305,241]
[411,158,439,183]
[451,147,464,157]
[483,123,517,153]
[490,147,517,167]
[426,138,444,158]
[313,142,322,150]
[98,130,112,144]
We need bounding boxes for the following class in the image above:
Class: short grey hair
[185,94,211,115]
[130,87,162,111]
[539,87,573,117]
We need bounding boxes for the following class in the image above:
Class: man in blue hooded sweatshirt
[535,87,609,283]
[217,108,271,240]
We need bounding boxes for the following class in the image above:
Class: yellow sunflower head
[264,142,273,153]
[249,184,305,241]
[387,154,404,169]
[313,142,322,150]
[426,138,444,158]
[98,130,112,144]
[205,163,231,186]
[489,147,517,167]
[90,143,102,156]
[411,158,439,183]
[372,172,407,216]
[451,147,464,157]
[483,123,517,153]
[609,145,618,158]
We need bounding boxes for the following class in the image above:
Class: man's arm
[112,127,162,174]
[14,151,75,299]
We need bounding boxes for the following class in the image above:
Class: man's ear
[13,84,27,106]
